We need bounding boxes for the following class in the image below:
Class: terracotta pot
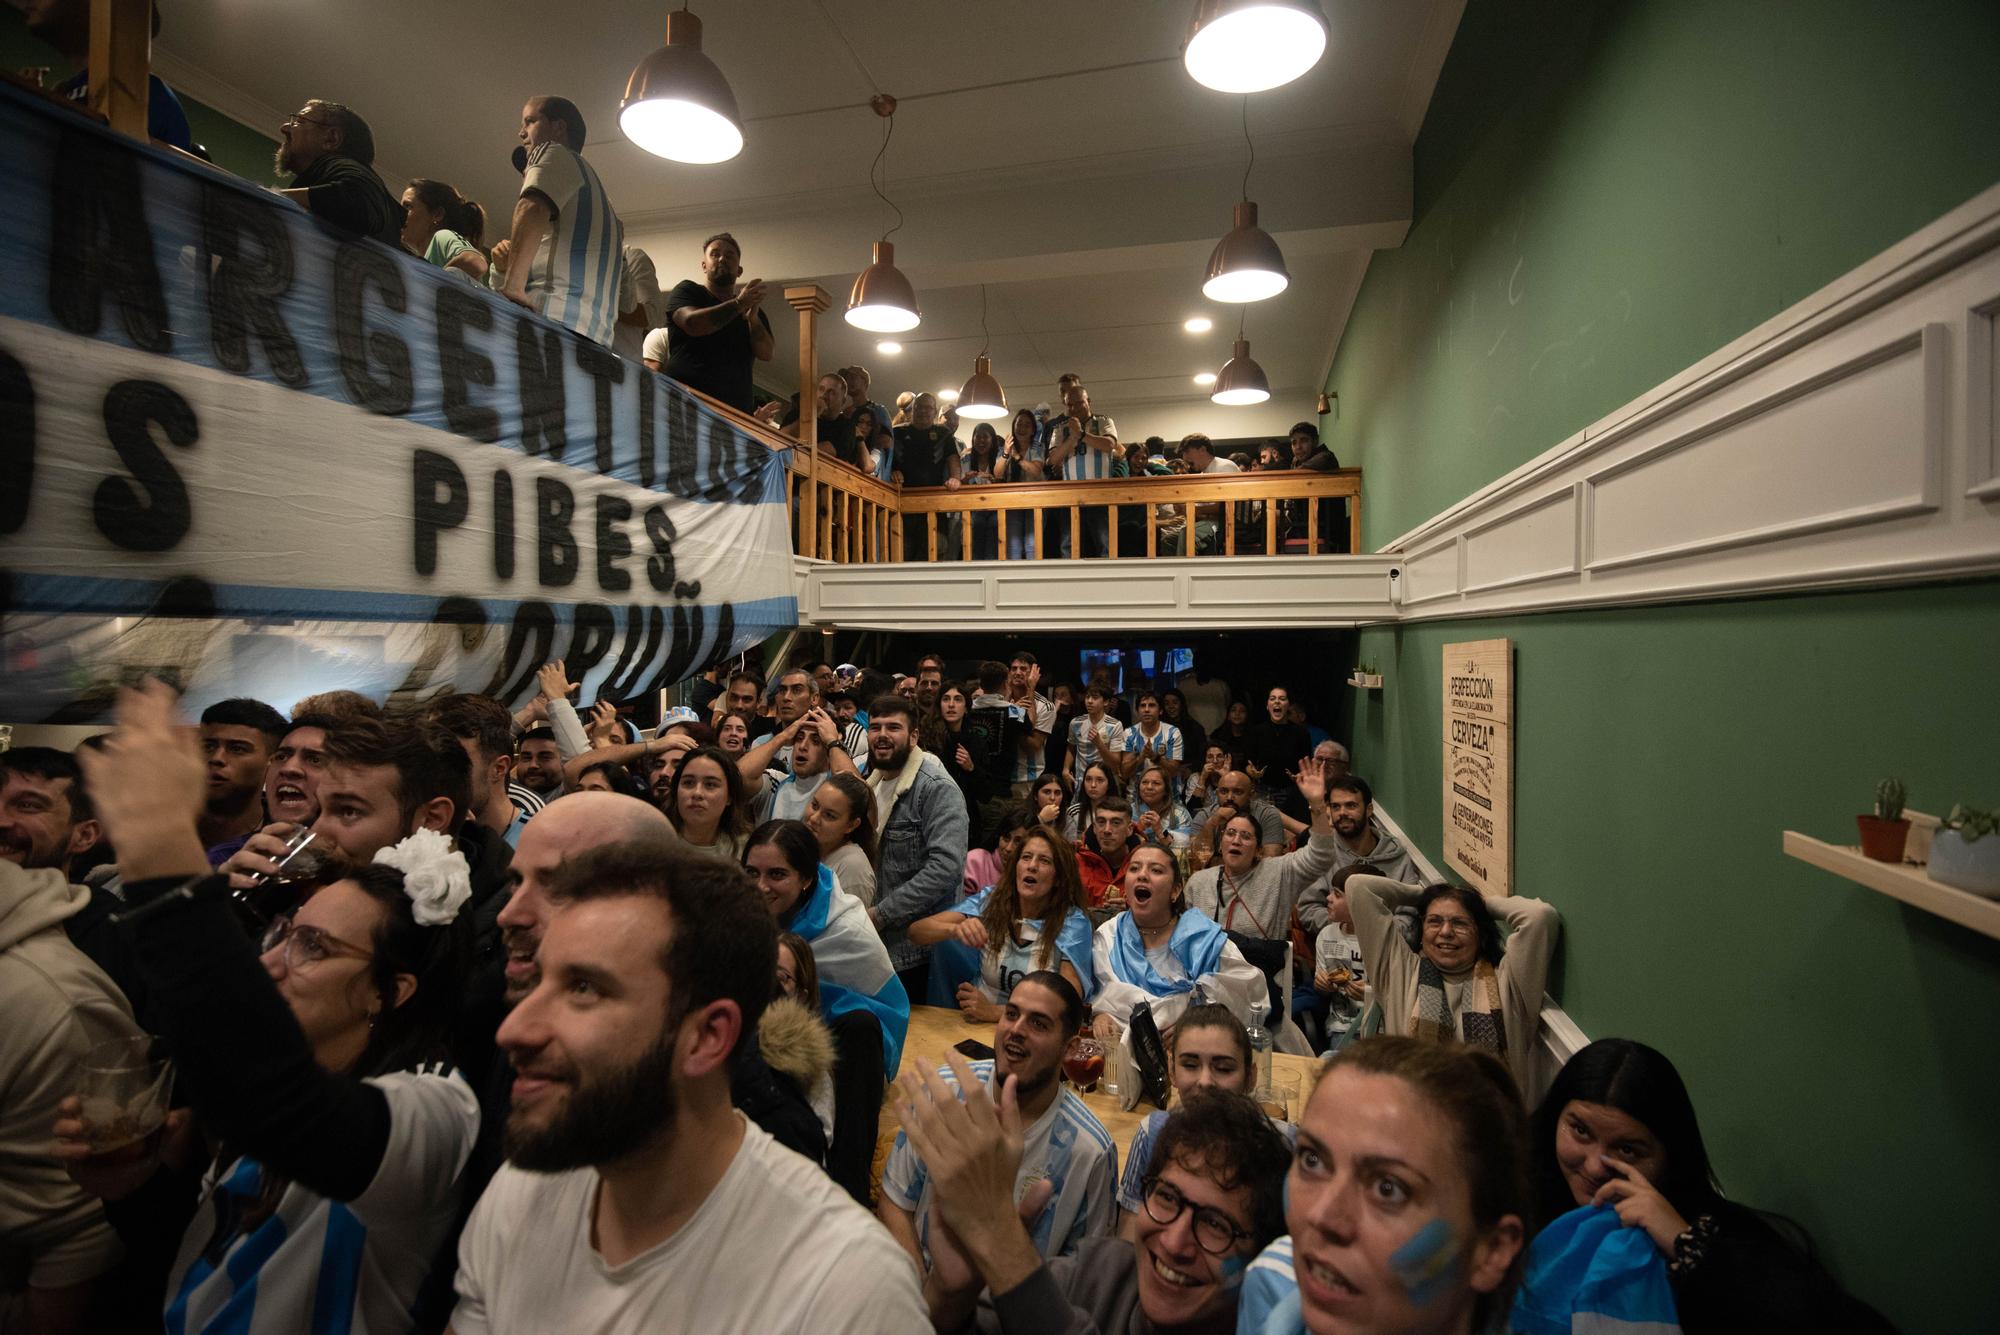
[1855,814,1910,862]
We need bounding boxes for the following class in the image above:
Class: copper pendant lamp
[619,8,745,164]
[1183,0,1329,95]
[1202,99,1289,303]
[846,95,921,333]
[956,285,1009,419]
[1211,313,1271,406]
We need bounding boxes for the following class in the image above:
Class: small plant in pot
[1929,804,2000,897]
[1855,779,1909,862]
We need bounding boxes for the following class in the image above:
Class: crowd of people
[51,59,1347,566]
[0,643,1902,1333]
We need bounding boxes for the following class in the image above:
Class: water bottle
[1245,1020,1274,1100]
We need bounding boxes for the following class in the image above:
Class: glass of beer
[76,1034,174,1152]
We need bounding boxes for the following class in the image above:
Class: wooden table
[879,1005,1322,1174]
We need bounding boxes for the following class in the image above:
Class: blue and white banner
[0,83,795,720]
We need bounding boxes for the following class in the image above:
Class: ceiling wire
[1240,95,1255,200]
[868,108,904,242]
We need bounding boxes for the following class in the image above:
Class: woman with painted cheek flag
[1236,1036,1529,1335]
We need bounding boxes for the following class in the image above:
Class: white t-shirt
[882,1060,1117,1260]
[1313,922,1368,1036]
[453,1116,926,1334]
[1069,714,1126,782]
[1012,693,1058,785]
[612,245,663,361]
[519,142,624,347]
[165,1068,479,1335]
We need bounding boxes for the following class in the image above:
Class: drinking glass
[76,1034,173,1152]
[1062,1035,1106,1093]
[1262,1069,1302,1123]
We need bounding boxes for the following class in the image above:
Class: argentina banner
[0,81,795,721]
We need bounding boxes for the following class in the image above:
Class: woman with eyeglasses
[1346,875,1560,1093]
[52,683,477,1335]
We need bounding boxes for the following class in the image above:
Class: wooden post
[89,0,152,141]
[784,285,831,559]
[1349,486,1362,553]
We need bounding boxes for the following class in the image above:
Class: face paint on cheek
[1389,1217,1459,1306]
[1215,1250,1251,1291]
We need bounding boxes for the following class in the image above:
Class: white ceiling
[152,0,1462,416]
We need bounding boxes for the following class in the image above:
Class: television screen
[1077,647,1194,694]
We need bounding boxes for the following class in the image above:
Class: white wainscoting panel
[795,554,1400,631]
[1384,182,2000,620]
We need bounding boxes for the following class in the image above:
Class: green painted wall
[1326,0,2000,1328]
[0,8,277,184]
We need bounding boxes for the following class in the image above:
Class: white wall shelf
[1783,830,2000,941]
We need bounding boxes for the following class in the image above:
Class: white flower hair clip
[373,828,472,927]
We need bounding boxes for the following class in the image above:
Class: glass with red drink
[1063,1035,1105,1092]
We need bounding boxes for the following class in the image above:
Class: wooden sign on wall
[1442,639,1513,896]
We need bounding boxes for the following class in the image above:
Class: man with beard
[865,696,969,1004]
[270,99,403,245]
[1295,775,1420,935]
[0,748,100,876]
[1192,770,1286,864]
[451,832,926,1332]
[196,698,288,861]
[879,972,1116,1265]
[511,727,567,803]
[659,231,773,413]
[908,1080,1289,1335]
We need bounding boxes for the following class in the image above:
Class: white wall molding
[794,554,1398,633]
[1380,182,2000,621]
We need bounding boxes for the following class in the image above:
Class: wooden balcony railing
[785,456,1362,562]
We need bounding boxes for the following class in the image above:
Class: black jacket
[290,152,404,247]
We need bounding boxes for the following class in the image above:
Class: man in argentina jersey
[879,972,1117,1264]
[499,96,624,347]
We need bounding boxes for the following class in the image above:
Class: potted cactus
[1855,778,1909,862]
[1928,804,2000,896]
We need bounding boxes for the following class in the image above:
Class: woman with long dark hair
[1005,405,1047,559]
[800,771,878,907]
[1519,1039,1895,1333]
[742,821,909,1205]
[1063,760,1123,842]
[665,744,753,862]
[55,685,477,1335]
[962,423,1004,560]
[400,178,488,284]
[911,823,1096,1021]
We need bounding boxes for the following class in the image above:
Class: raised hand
[1293,756,1328,807]
[586,700,621,747]
[74,680,208,882]
[1592,1159,1690,1255]
[536,661,575,703]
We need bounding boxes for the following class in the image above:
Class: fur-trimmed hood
[758,996,835,1093]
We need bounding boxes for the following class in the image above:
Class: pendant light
[956,285,1009,420]
[1211,311,1271,405]
[1202,99,1289,303]
[620,6,745,164]
[846,95,921,333]
[1183,0,1328,95]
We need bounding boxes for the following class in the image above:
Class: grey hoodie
[0,861,143,1287]
[1295,818,1421,934]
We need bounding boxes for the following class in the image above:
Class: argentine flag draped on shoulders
[958,884,1099,999]
[1237,1235,1306,1335]
[788,863,911,1076]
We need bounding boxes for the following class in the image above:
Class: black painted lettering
[435,285,499,442]
[663,385,700,497]
[0,349,34,535]
[564,602,616,685]
[516,319,567,459]
[93,380,196,552]
[484,601,555,702]
[535,476,578,586]
[602,605,664,700]
[492,469,515,580]
[636,368,658,490]
[411,449,469,576]
[643,504,676,592]
[200,185,306,386]
[333,244,414,414]
[47,129,171,353]
[574,342,624,475]
[594,493,633,592]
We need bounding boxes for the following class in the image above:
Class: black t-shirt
[662,279,772,412]
[1245,720,1312,784]
[894,424,957,487]
[782,404,867,470]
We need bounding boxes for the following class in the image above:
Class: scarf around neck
[1412,953,1506,1054]
[1111,906,1228,995]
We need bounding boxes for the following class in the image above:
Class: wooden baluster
[890,509,903,563]
[1146,498,1158,558]
[1108,501,1120,559]
[1224,496,1236,556]
[1068,504,1081,559]
[926,511,939,563]
[996,501,1009,562]
[1266,494,1278,553]
[850,494,860,564]
[1033,508,1044,561]
[1307,488,1320,552]
[1349,482,1361,553]
[783,285,831,559]
[962,509,973,561]
[88,0,152,140]
[1184,503,1196,555]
